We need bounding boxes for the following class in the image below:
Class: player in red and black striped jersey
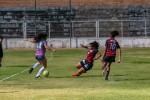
[102,31,121,80]
[72,41,101,77]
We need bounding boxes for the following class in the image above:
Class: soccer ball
[43,70,49,77]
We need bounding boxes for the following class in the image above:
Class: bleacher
[0,0,150,38]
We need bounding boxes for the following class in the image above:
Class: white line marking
[50,52,53,60]
[0,68,30,83]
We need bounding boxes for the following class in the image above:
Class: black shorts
[35,55,46,61]
[104,56,116,63]
[80,60,93,71]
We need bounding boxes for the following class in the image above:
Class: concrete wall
[2,37,150,49]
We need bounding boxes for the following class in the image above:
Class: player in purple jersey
[102,31,121,80]
[72,41,101,77]
[26,33,55,78]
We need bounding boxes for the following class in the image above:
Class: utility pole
[69,0,72,48]
[34,0,37,35]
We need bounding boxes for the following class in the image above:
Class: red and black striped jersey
[105,37,120,56]
[86,48,99,64]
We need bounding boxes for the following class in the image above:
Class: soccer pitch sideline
[0,48,150,100]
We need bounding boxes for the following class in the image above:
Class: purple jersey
[35,39,47,56]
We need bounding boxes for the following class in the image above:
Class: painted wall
[2,37,150,49]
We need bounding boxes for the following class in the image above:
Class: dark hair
[35,33,48,42]
[110,31,119,38]
[90,41,99,49]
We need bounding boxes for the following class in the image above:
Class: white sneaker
[35,76,41,78]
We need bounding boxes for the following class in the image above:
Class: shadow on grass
[113,74,126,76]
[79,75,103,78]
[6,65,30,68]
[127,61,150,64]
[112,74,150,81]
[115,78,150,81]
[49,76,73,78]
[50,75,102,78]
[0,91,19,94]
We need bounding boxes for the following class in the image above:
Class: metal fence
[0,20,149,38]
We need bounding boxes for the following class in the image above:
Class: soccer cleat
[35,76,41,78]
[72,73,77,77]
[71,73,79,77]
[29,68,33,74]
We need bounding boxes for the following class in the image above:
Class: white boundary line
[0,68,30,83]
[0,47,54,83]
[50,52,53,60]
[47,52,53,61]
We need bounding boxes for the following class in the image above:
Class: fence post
[23,21,27,38]
[97,21,99,38]
[96,21,97,38]
[121,21,123,37]
[96,21,99,39]
[48,21,51,38]
[145,20,147,37]
[72,21,74,37]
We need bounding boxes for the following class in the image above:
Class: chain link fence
[0,0,150,38]
[1,20,149,38]
[38,20,150,38]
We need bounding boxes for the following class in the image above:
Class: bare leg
[102,62,107,75]
[36,59,47,78]
[76,67,86,76]
[105,63,112,80]
[75,62,82,69]
[72,62,85,76]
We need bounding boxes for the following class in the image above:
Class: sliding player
[102,31,121,80]
[72,41,101,77]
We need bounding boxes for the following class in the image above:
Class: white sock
[36,67,45,77]
[33,62,40,69]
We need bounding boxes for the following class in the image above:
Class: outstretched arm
[93,52,101,61]
[117,48,121,63]
[44,44,55,52]
[25,38,36,43]
[80,44,88,49]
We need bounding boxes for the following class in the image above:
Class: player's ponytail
[110,31,119,38]
[90,41,99,49]
[35,33,48,42]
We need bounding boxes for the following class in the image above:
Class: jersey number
[37,43,43,49]
[110,43,116,50]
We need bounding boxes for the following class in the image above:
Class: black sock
[76,74,80,76]
[105,71,109,80]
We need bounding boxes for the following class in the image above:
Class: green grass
[0,48,150,100]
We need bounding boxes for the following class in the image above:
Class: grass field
[0,48,150,100]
